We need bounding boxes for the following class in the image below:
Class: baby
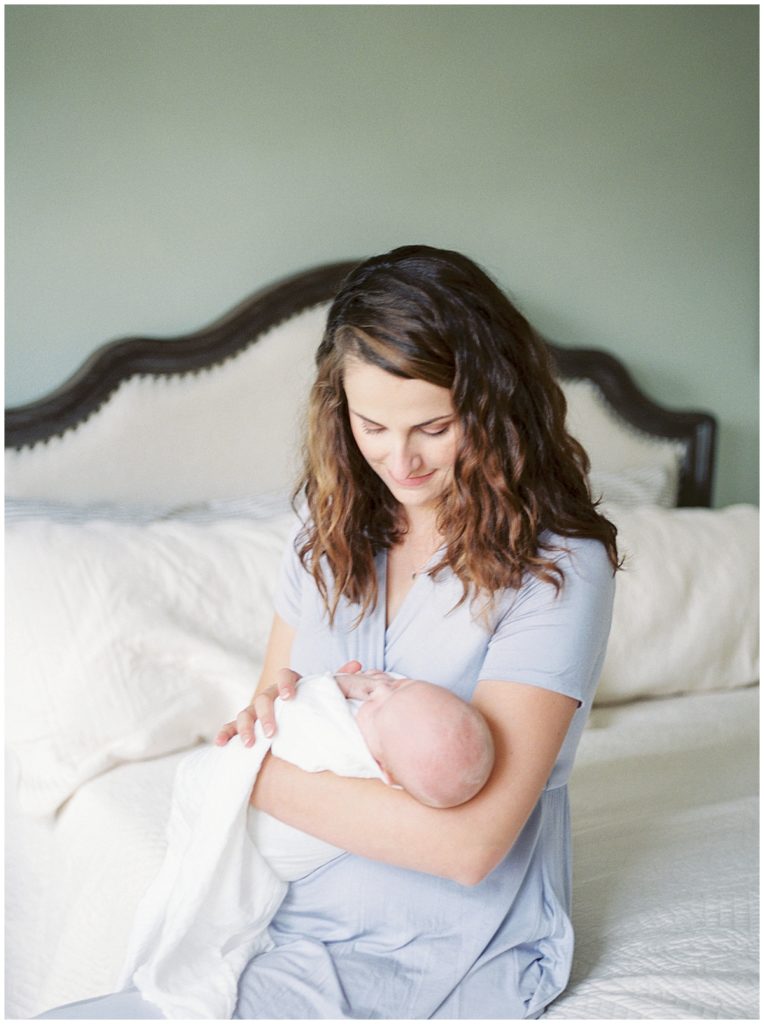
[331,669,495,807]
[122,670,495,1019]
[247,670,495,880]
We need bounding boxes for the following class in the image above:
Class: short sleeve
[273,521,306,628]
[477,537,616,707]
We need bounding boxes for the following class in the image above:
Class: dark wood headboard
[5,260,716,506]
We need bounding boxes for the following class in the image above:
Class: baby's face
[353,675,459,790]
[352,671,494,807]
[353,673,421,781]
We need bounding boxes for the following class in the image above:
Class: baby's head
[354,677,494,808]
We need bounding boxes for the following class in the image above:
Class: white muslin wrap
[119,673,384,1019]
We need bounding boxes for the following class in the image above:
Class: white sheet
[120,673,382,1020]
[6,685,758,1020]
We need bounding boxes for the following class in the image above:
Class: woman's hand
[214,660,363,747]
[214,668,301,747]
[334,669,401,701]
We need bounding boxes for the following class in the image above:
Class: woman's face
[343,356,459,514]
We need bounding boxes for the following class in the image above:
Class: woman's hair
[294,244,620,624]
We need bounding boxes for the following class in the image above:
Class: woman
[39,245,618,1020]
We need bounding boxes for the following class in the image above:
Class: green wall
[6,5,758,506]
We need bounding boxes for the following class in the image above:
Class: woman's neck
[394,511,444,574]
[398,506,440,544]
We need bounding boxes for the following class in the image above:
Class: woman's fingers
[336,660,363,674]
[253,689,280,739]
[216,668,303,748]
[214,721,237,746]
[236,706,258,746]
[256,669,302,737]
[274,668,302,701]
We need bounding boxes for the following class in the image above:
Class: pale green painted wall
[6,4,758,506]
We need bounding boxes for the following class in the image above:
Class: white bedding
[6,684,758,1020]
[547,686,759,1020]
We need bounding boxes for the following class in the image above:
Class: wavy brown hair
[294,244,620,624]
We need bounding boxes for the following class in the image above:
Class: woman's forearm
[251,754,505,885]
[250,679,578,886]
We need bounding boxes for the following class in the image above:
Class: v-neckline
[382,546,443,637]
[383,551,420,636]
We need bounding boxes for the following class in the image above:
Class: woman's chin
[392,491,442,516]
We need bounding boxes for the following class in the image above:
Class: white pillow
[596,504,759,704]
[5,511,297,816]
[4,491,292,525]
[589,463,679,509]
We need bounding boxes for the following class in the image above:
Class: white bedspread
[547,687,759,1020]
[119,673,383,1019]
[5,685,758,1020]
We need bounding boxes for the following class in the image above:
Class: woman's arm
[252,679,577,886]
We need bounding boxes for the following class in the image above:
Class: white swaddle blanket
[119,673,384,1019]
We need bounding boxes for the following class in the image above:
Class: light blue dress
[38,528,614,1020]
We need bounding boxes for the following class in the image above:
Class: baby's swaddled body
[246,692,375,882]
[120,674,385,1020]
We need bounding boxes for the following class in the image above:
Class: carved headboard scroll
[5,261,359,451]
[548,345,715,507]
[5,261,716,508]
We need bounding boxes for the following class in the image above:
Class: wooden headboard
[5,260,716,508]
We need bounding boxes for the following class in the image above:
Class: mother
[40,245,618,1020]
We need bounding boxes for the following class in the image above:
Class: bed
[5,260,759,1020]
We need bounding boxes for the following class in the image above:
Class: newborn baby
[122,671,495,1019]
[334,669,495,807]
[248,670,494,879]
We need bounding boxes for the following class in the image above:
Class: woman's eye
[359,422,451,436]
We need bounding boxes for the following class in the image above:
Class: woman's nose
[388,439,423,480]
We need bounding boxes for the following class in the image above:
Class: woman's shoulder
[496,533,614,616]
[541,532,614,582]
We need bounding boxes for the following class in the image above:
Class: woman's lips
[388,470,436,488]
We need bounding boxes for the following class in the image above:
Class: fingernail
[245,736,254,747]
[264,724,274,737]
